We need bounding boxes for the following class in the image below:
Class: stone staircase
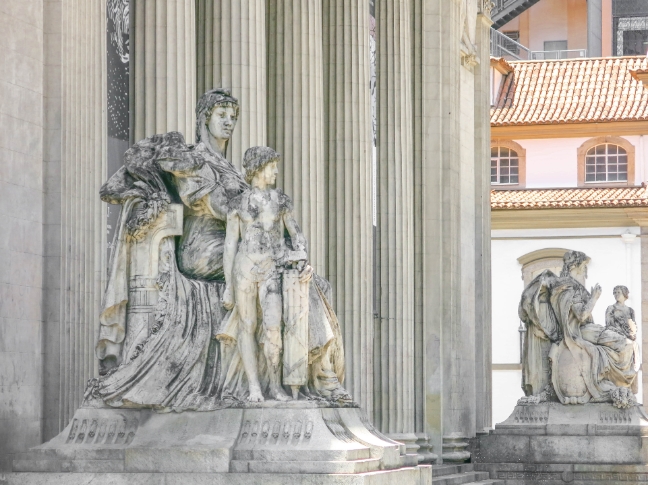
[433,464,503,485]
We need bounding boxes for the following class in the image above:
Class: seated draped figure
[89,89,351,410]
[518,250,640,409]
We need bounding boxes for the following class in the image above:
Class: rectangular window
[501,31,521,56]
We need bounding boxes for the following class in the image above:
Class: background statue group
[519,250,640,408]
[91,89,351,410]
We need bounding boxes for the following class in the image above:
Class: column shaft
[322,0,374,417]
[267,0,326,274]
[473,9,493,435]
[42,0,107,439]
[375,0,416,451]
[411,0,442,461]
[131,0,195,142]
[196,0,266,165]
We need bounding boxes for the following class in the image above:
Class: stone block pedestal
[473,403,648,484]
[5,403,429,484]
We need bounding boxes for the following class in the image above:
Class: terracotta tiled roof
[491,57,648,126]
[491,186,648,210]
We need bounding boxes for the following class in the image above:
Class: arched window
[577,136,635,187]
[491,147,519,184]
[585,144,628,183]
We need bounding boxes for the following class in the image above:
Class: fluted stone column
[473,5,493,437]
[267,0,326,274]
[131,0,195,143]
[411,0,491,463]
[322,0,374,417]
[196,0,266,165]
[374,0,417,453]
[42,0,107,440]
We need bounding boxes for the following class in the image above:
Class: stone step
[231,458,382,474]
[432,471,491,485]
[467,481,504,485]
[433,464,474,477]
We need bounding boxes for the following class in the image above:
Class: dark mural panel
[107,0,130,263]
[107,0,129,141]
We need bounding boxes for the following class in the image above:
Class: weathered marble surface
[93,90,349,408]
[474,403,648,466]
[518,250,639,407]
[11,404,417,476]
[4,467,432,485]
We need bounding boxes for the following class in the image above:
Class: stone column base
[441,433,471,463]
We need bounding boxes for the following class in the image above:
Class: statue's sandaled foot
[270,385,291,402]
[248,386,265,403]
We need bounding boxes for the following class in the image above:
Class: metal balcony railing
[490,29,588,61]
[530,49,588,60]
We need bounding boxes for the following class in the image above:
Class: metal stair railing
[490,28,531,60]
[490,29,588,61]
[491,0,543,30]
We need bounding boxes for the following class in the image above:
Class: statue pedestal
[7,403,428,484]
[473,403,648,484]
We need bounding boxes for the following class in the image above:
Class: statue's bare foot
[270,385,291,402]
[248,387,264,403]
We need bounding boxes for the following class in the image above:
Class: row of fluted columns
[126,0,492,462]
[42,0,106,440]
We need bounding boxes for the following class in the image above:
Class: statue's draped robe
[519,270,638,403]
[95,139,346,409]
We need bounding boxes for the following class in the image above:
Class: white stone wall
[491,226,643,426]
[0,1,44,471]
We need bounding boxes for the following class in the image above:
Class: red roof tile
[491,186,648,210]
[491,57,648,126]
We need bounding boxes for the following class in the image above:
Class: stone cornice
[491,206,648,229]
[491,120,648,139]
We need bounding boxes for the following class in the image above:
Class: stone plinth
[473,403,648,484]
[3,468,432,485]
[9,403,427,483]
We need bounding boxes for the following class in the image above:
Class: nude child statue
[222,146,313,402]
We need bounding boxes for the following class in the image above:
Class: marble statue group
[518,250,640,408]
[90,89,351,410]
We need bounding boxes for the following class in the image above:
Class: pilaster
[322,0,374,418]
[131,0,195,143]
[375,0,417,453]
[196,0,266,165]
[267,0,326,274]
